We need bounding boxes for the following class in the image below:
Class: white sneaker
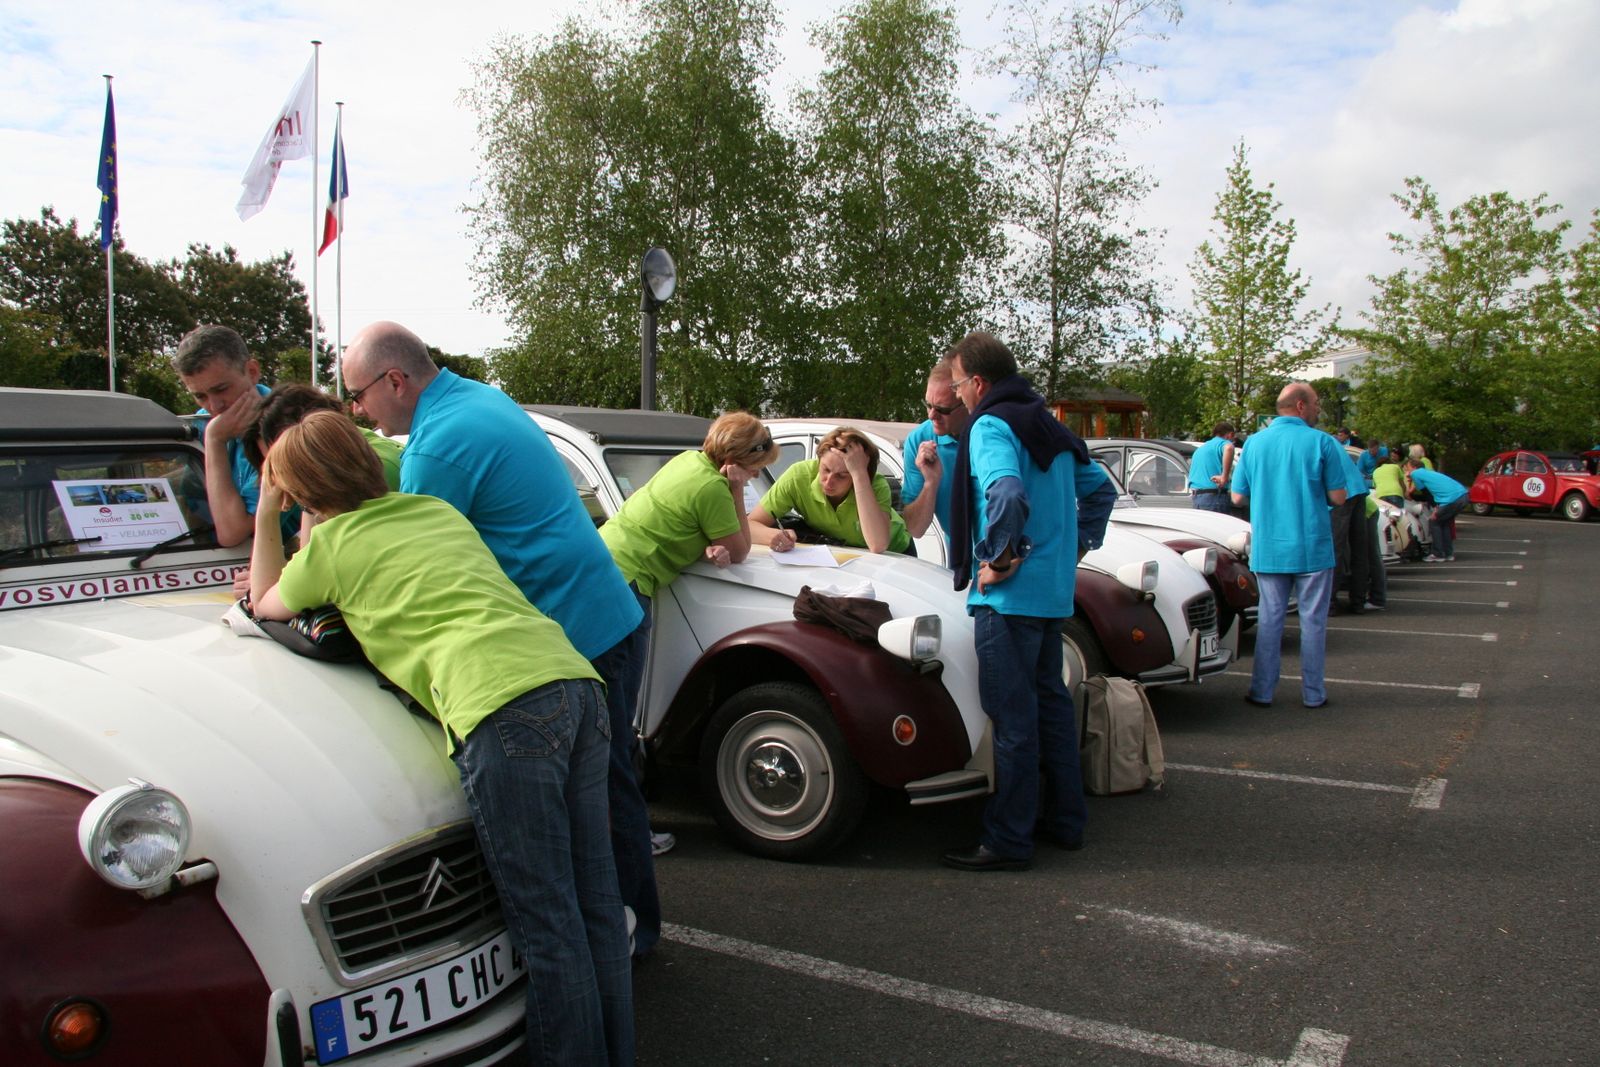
[1423,554,1444,562]
[650,830,677,857]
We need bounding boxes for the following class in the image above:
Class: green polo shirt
[276,492,597,748]
[360,427,404,490]
[599,450,742,596]
[760,458,911,553]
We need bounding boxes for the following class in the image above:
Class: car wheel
[699,682,867,861]
[1060,616,1110,703]
[1560,494,1591,522]
[1470,501,1493,516]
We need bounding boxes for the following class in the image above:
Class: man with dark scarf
[941,331,1116,872]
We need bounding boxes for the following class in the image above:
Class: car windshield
[0,445,220,567]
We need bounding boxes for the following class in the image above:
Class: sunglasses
[926,400,962,416]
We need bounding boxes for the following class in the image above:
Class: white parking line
[1408,564,1522,570]
[1386,577,1518,586]
[1286,622,1498,641]
[1095,907,1300,957]
[1459,549,1528,555]
[1223,671,1480,697]
[662,923,1350,1067]
[1385,596,1512,608]
[1465,537,1532,543]
[1166,763,1449,811]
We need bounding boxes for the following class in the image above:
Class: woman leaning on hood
[749,426,912,554]
[598,411,780,597]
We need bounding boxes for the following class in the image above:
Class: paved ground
[630,512,1599,1066]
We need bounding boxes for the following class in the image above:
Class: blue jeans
[1251,569,1335,707]
[588,586,659,958]
[1431,498,1467,557]
[452,679,634,1067]
[1192,490,1231,513]
[973,608,1087,859]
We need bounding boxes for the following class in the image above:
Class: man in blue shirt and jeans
[1187,421,1237,512]
[1405,461,1468,561]
[1231,383,1349,709]
[941,331,1113,872]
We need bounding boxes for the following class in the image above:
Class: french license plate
[309,931,524,1064]
[1199,631,1219,659]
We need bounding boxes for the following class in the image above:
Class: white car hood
[1109,501,1251,549]
[0,587,469,998]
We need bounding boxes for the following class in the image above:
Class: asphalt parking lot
[631,513,1600,1066]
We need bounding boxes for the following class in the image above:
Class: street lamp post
[639,247,676,411]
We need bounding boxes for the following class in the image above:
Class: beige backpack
[1080,675,1166,795]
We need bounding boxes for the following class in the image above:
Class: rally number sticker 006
[309,931,523,1064]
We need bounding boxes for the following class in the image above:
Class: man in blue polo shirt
[1187,421,1236,512]
[1405,461,1468,562]
[940,331,1111,873]
[901,356,967,553]
[1231,383,1349,709]
[342,321,661,960]
[174,323,299,546]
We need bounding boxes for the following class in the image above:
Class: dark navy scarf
[949,374,1090,590]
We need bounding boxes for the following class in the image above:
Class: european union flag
[97,82,117,251]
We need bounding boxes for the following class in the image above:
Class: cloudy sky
[3,0,1596,362]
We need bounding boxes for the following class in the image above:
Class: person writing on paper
[750,427,913,554]
[599,411,778,592]
[246,411,633,1066]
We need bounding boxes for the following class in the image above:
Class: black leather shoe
[942,845,1031,872]
[1243,695,1273,708]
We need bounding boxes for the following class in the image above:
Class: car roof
[765,417,921,447]
[0,387,192,443]
[525,405,712,447]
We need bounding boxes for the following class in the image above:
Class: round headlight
[77,780,191,890]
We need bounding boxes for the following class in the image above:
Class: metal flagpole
[334,100,345,399]
[309,40,321,388]
[101,75,116,391]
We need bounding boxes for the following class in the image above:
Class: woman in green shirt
[750,426,911,554]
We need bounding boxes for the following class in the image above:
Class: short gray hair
[174,324,249,376]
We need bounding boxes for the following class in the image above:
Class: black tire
[699,682,867,861]
[1470,501,1493,516]
[1061,615,1111,701]
[1560,493,1590,522]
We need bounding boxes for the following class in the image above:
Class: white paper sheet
[770,544,840,568]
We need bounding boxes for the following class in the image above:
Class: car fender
[655,621,971,790]
[1072,570,1173,677]
[1160,537,1257,614]
[1,777,270,1067]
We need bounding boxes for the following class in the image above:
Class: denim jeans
[588,585,659,958]
[1250,569,1335,707]
[1431,498,1467,557]
[972,608,1087,859]
[452,679,635,1067]
[1192,490,1231,513]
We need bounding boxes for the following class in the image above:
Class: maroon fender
[1,778,270,1067]
[1072,569,1174,677]
[1162,538,1257,613]
[661,621,970,790]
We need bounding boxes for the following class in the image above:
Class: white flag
[236,57,316,221]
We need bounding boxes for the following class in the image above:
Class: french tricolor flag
[318,114,348,256]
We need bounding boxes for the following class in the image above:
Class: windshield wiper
[0,535,105,568]
[130,523,217,569]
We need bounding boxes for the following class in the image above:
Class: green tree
[1107,338,1205,438]
[168,244,314,383]
[467,0,801,414]
[1188,142,1338,427]
[1346,178,1584,470]
[986,0,1179,401]
[789,0,1002,419]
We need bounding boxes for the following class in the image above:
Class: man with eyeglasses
[900,355,969,554]
[341,321,663,964]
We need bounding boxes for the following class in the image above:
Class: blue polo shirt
[964,415,1083,619]
[1231,416,1347,574]
[1337,444,1368,498]
[1408,466,1466,506]
[1187,435,1231,491]
[901,420,959,541]
[400,369,642,660]
[1357,450,1378,485]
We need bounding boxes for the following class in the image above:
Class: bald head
[342,321,441,435]
[1276,382,1316,413]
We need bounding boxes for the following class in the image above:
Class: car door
[1123,444,1192,507]
[1512,451,1558,509]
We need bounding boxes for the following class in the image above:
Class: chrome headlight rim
[76,779,192,891]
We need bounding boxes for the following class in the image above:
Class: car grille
[304,823,504,985]
[1184,593,1219,635]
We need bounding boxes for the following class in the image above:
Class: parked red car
[1467,450,1600,521]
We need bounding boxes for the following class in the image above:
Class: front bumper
[1137,614,1240,687]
